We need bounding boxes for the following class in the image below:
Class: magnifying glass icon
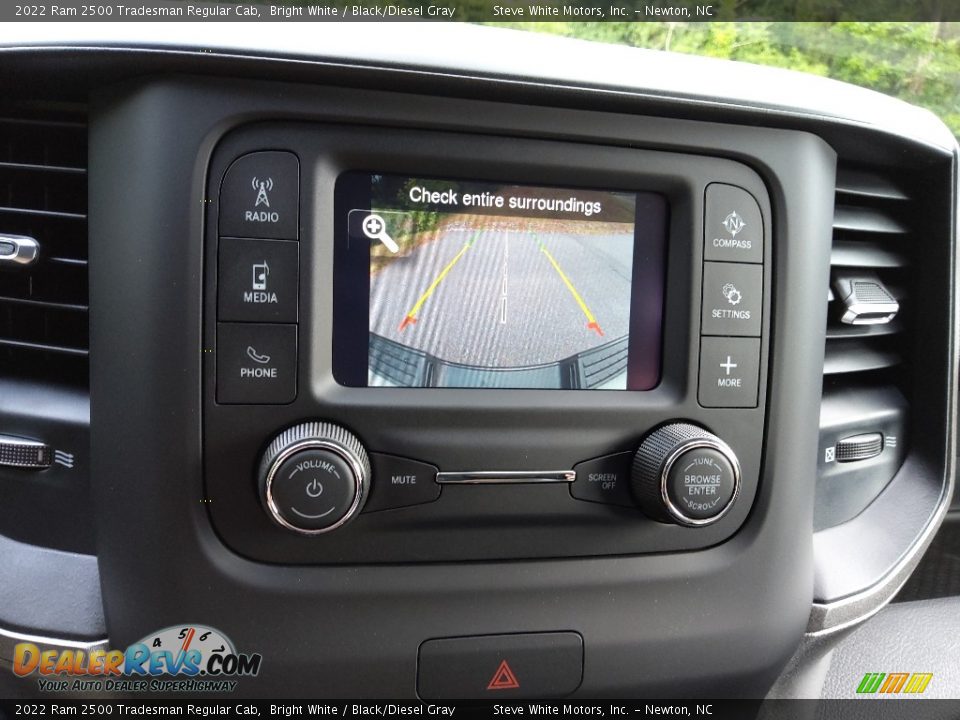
[361,213,399,254]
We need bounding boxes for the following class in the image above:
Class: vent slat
[835,169,909,202]
[823,339,900,375]
[0,160,85,175]
[0,205,86,221]
[0,337,88,357]
[0,296,88,312]
[826,317,904,339]
[831,240,907,269]
[0,112,88,386]
[833,206,908,235]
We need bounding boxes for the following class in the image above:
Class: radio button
[698,336,761,408]
[219,151,299,240]
[570,452,635,507]
[365,453,441,512]
[216,322,297,404]
[218,238,299,323]
[704,183,763,264]
[701,262,762,337]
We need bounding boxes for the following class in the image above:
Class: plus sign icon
[360,212,399,253]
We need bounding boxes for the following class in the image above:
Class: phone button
[216,322,297,404]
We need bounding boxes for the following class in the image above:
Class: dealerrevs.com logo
[13,625,262,693]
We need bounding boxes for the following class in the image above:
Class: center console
[87,72,841,697]
[202,124,772,564]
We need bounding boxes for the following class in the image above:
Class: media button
[704,183,763,264]
[365,453,441,512]
[701,262,762,337]
[698,336,761,408]
[219,151,299,240]
[216,322,297,404]
[218,238,299,322]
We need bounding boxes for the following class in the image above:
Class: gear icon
[722,283,742,306]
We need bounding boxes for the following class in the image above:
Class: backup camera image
[336,173,666,390]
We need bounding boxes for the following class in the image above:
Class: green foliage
[488,22,960,137]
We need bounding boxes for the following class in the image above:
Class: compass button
[704,183,763,264]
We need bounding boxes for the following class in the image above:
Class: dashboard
[0,25,957,700]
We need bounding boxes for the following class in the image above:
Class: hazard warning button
[417,632,583,700]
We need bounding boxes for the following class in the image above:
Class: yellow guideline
[538,243,603,336]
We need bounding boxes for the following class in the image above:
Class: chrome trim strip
[436,470,575,485]
[0,626,108,663]
[0,234,39,266]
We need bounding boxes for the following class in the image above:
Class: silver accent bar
[436,470,575,485]
[0,626,108,664]
[0,434,53,469]
[0,234,40,266]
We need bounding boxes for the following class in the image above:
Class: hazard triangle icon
[486,659,520,690]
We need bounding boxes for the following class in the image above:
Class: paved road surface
[369,225,633,367]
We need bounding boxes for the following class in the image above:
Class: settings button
[701,262,762,337]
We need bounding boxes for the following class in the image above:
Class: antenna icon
[252,177,274,208]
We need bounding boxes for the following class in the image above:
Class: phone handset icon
[246,346,271,364]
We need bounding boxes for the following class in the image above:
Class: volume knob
[259,422,370,535]
[632,423,741,527]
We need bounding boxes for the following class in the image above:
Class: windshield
[493,22,960,138]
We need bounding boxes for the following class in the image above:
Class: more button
[698,336,760,408]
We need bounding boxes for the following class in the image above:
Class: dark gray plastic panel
[816,386,908,530]
[89,77,834,696]
[0,533,104,642]
[202,124,772,564]
[0,378,93,554]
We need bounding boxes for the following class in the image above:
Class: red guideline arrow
[587,321,604,337]
[398,315,418,331]
[486,660,520,691]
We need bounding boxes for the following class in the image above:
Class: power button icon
[259,424,371,535]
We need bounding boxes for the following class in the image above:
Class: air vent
[0,114,88,386]
[816,165,911,530]
[824,168,909,379]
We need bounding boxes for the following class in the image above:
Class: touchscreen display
[333,173,667,390]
